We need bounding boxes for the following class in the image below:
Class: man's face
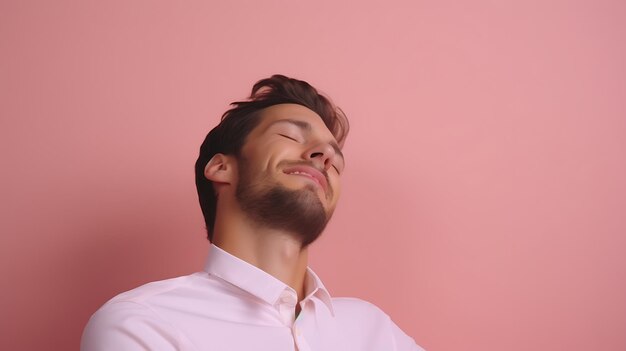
[234,103,345,246]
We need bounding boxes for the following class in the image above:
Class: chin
[237,182,331,247]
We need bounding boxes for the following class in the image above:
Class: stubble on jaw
[235,160,332,247]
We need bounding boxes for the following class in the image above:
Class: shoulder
[80,274,203,351]
[330,297,426,351]
[331,296,389,319]
[105,273,201,303]
[329,297,392,335]
[81,300,183,350]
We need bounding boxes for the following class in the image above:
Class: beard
[235,160,331,247]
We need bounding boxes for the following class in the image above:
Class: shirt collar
[303,266,335,316]
[204,244,334,316]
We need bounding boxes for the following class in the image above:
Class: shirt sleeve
[80,301,187,351]
[389,318,426,351]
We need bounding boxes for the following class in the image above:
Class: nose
[305,142,336,171]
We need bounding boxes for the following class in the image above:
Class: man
[81,75,424,350]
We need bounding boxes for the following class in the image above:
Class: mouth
[282,165,329,194]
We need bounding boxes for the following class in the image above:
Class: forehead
[255,103,336,139]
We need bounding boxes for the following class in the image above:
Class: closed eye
[278,134,300,142]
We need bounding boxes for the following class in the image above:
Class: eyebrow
[268,119,345,160]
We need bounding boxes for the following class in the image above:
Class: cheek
[330,178,342,199]
[246,150,274,172]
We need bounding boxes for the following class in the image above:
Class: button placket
[292,323,310,351]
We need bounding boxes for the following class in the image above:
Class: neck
[213,216,309,302]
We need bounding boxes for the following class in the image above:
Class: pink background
[2,1,626,350]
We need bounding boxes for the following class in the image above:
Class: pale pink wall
[2,1,625,350]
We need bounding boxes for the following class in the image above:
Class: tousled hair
[194,74,349,241]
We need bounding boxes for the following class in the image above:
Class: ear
[204,153,236,184]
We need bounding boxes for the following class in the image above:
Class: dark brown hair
[194,74,349,241]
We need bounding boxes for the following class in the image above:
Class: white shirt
[81,244,424,350]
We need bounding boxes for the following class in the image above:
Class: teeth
[287,170,322,187]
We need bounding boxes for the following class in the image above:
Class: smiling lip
[283,165,329,193]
